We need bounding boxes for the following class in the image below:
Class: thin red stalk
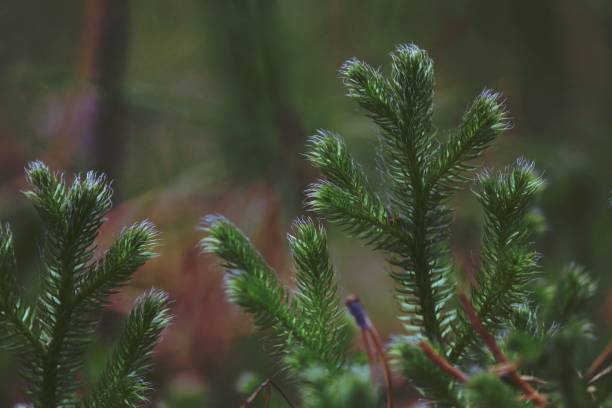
[346,295,394,408]
[418,341,468,383]
[458,293,547,407]
[263,384,272,408]
[361,327,377,387]
[367,326,395,408]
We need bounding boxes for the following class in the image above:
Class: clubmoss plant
[202,44,611,407]
[201,216,375,406]
[0,162,171,408]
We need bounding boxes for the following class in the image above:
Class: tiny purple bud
[345,295,369,329]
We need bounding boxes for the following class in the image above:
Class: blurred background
[1,0,612,406]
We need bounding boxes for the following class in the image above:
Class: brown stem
[366,326,395,408]
[586,341,612,382]
[241,378,269,408]
[240,378,295,408]
[263,383,272,408]
[346,295,394,408]
[361,327,377,388]
[418,341,468,383]
[458,293,547,407]
[268,381,296,408]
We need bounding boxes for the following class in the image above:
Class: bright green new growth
[0,161,171,408]
[200,215,349,371]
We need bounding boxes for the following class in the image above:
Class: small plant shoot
[0,162,171,408]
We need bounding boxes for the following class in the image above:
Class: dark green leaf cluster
[200,215,349,371]
[504,264,609,407]
[0,162,171,408]
[466,373,531,408]
[391,340,462,406]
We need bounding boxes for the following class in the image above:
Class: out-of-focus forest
[1,0,612,406]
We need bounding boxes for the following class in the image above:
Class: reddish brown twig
[458,293,547,407]
[520,375,548,386]
[361,326,377,386]
[240,378,295,408]
[346,295,395,408]
[263,384,272,408]
[367,324,395,408]
[586,341,612,382]
[589,366,611,384]
[418,341,468,383]
[491,361,519,377]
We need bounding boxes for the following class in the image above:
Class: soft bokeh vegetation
[1,1,611,405]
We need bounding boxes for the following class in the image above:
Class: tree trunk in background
[80,0,130,195]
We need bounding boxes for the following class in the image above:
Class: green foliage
[204,43,611,407]
[201,215,349,371]
[391,340,461,406]
[299,363,377,408]
[540,263,596,325]
[201,215,375,406]
[466,373,528,408]
[308,44,509,345]
[82,290,172,408]
[0,162,171,408]
[288,219,351,367]
[449,160,543,362]
[200,215,295,353]
[305,131,396,251]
